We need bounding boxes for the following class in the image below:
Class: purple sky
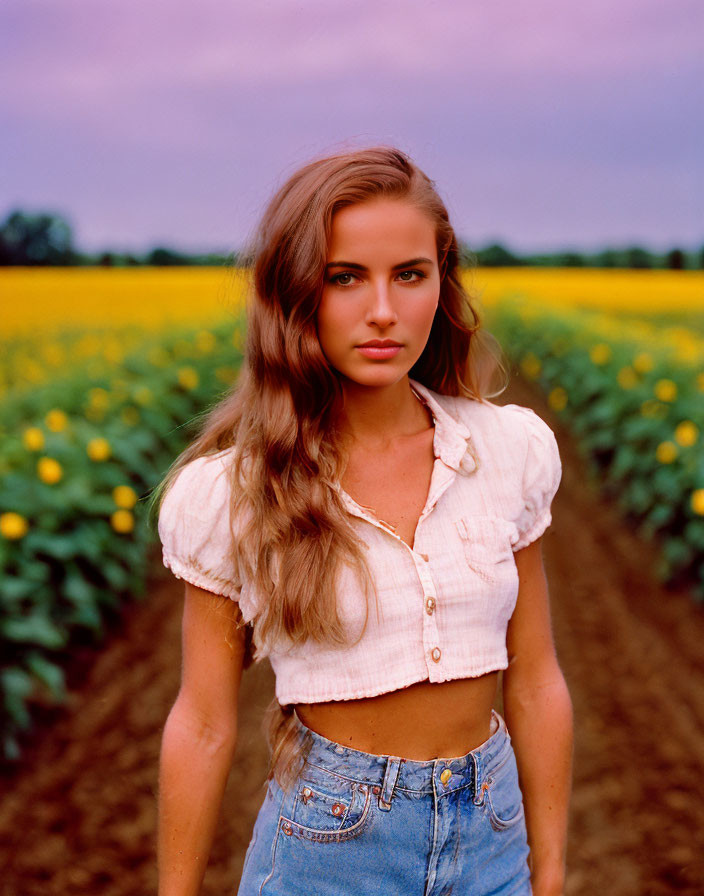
[2,0,702,254]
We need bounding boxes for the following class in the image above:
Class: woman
[154,145,573,896]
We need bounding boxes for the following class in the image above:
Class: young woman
[154,146,573,896]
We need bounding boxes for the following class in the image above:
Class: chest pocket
[454,516,518,586]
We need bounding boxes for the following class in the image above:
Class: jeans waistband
[291,708,511,804]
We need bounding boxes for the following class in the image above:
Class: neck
[337,376,432,450]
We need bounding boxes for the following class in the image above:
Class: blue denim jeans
[237,708,532,895]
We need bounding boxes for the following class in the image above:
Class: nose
[365,279,398,328]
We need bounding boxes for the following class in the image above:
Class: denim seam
[259,784,288,895]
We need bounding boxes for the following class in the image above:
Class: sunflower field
[1,265,703,759]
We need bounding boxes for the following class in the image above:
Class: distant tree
[99,252,115,266]
[666,248,685,270]
[0,209,77,265]
[594,249,620,268]
[147,246,190,265]
[625,246,653,269]
[558,252,585,267]
[699,245,704,270]
[476,243,522,266]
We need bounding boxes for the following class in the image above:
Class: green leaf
[0,667,34,728]
[25,653,66,699]
[22,532,79,561]
[0,576,38,602]
[63,572,96,605]
[0,614,67,648]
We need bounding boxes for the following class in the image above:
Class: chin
[341,366,409,389]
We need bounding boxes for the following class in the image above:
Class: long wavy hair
[150,145,509,791]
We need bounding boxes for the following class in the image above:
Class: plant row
[487,298,704,599]
[0,319,244,759]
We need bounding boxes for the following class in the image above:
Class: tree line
[1,208,702,270]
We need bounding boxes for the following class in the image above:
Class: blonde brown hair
[150,144,509,791]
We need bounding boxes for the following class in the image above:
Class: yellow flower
[641,399,666,419]
[42,344,66,366]
[120,406,140,425]
[22,427,45,451]
[692,489,704,516]
[674,421,699,447]
[633,352,654,374]
[590,343,612,365]
[654,379,677,402]
[196,330,216,353]
[178,367,199,390]
[548,386,568,411]
[88,387,110,409]
[0,511,29,540]
[37,456,63,484]
[103,339,124,364]
[655,441,678,464]
[113,485,138,509]
[148,346,171,367]
[617,367,638,389]
[133,386,152,406]
[87,437,111,461]
[519,353,541,380]
[232,329,245,351]
[215,366,239,385]
[111,509,134,533]
[45,409,68,432]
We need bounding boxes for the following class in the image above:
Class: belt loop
[378,757,403,812]
[471,751,483,805]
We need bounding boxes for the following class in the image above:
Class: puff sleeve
[508,406,562,551]
[157,450,242,600]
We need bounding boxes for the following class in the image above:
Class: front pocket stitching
[279,785,372,843]
[485,789,525,831]
[293,784,352,830]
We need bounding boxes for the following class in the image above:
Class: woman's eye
[398,270,424,282]
[332,272,356,286]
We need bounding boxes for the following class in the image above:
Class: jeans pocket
[482,749,526,832]
[278,765,372,843]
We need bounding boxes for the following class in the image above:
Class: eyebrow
[325,257,434,271]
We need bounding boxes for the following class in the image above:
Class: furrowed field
[2,266,704,895]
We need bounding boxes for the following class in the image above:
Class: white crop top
[158,379,562,705]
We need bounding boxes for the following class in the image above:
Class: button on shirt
[158,378,562,706]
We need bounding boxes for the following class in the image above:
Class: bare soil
[1,376,703,895]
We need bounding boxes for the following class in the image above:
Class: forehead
[327,199,437,257]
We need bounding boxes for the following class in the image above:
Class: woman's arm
[503,536,574,896]
[158,582,247,896]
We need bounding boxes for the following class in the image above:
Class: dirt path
[1,377,703,895]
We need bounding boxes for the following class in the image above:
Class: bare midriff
[294,671,499,760]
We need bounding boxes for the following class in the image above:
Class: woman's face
[316,197,441,391]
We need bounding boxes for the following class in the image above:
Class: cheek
[316,298,349,354]
[412,296,440,334]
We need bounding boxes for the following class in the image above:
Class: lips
[356,339,403,347]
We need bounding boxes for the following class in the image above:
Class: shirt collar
[409,378,478,474]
